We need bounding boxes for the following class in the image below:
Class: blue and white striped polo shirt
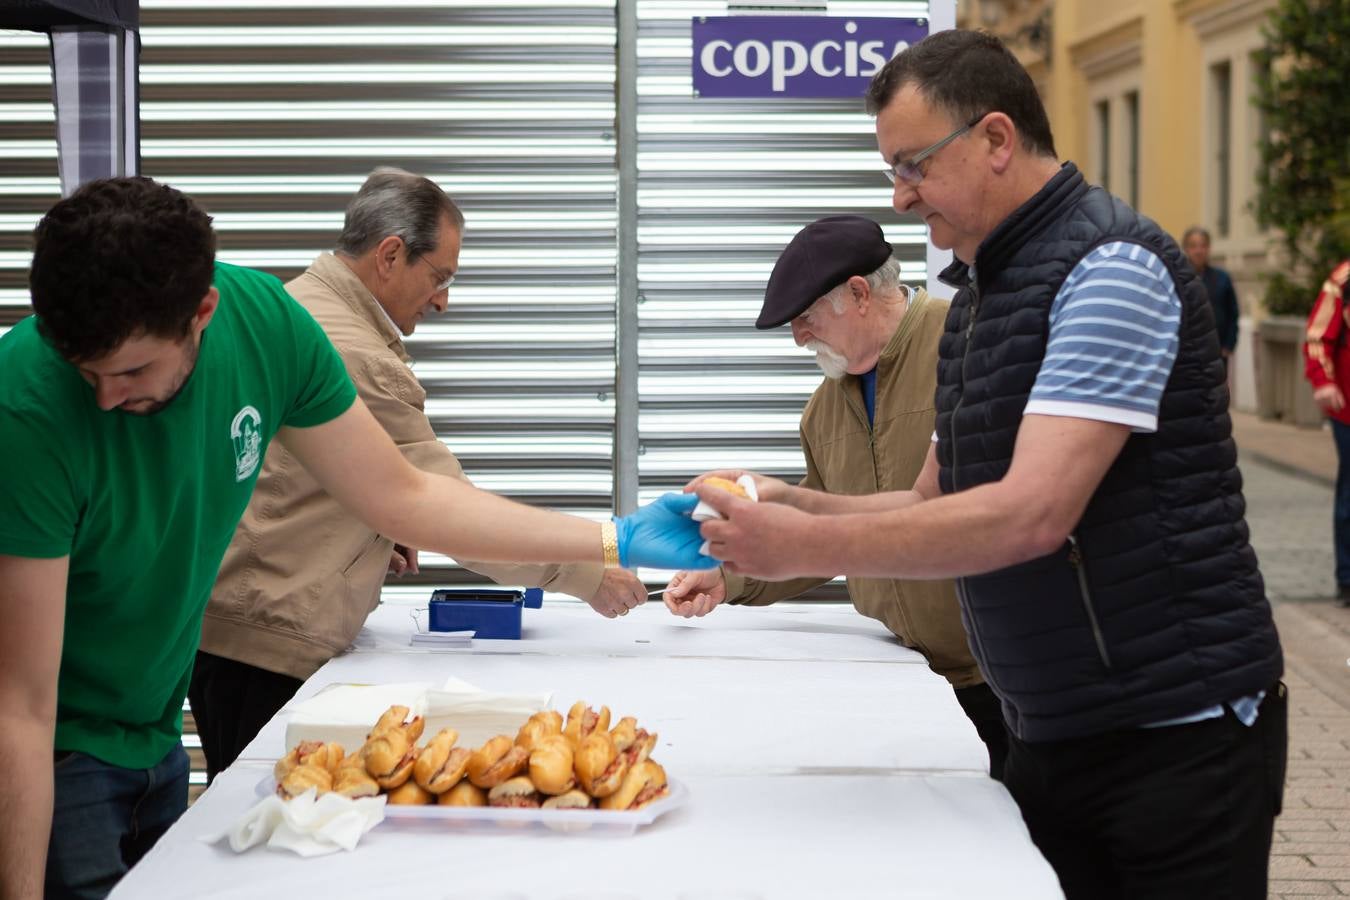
[1025,241,1181,431]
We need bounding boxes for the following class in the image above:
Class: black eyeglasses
[883,113,989,187]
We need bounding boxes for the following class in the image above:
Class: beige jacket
[722,290,984,688]
[201,253,605,680]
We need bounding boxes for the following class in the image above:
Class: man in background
[192,169,649,780]
[664,215,1006,778]
[1182,225,1240,375]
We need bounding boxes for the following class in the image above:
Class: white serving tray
[255,775,687,837]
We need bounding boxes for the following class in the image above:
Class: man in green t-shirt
[0,177,712,900]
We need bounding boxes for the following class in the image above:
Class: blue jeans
[46,744,189,900]
[1334,419,1350,586]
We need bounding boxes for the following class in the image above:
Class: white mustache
[805,340,848,380]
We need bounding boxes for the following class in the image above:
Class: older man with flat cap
[662,215,1008,778]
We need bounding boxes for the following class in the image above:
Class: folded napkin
[202,788,385,857]
[284,678,551,752]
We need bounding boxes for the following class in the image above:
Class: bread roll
[528,735,576,795]
[542,789,594,810]
[563,701,612,748]
[574,731,628,798]
[466,735,529,788]
[438,780,488,807]
[386,780,435,805]
[599,760,668,811]
[362,728,415,789]
[332,765,380,799]
[703,476,750,499]
[277,763,333,799]
[414,729,470,794]
[488,775,542,808]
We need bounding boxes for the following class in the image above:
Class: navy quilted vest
[935,163,1282,742]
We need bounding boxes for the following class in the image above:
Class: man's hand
[614,493,718,570]
[663,569,727,618]
[693,487,828,580]
[387,545,419,577]
[685,470,793,505]
[1314,383,1346,413]
[586,568,647,619]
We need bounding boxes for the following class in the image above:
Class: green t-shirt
[0,262,357,769]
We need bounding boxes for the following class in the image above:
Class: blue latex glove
[614,492,719,570]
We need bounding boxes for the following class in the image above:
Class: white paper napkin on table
[202,788,385,857]
[283,678,552,752]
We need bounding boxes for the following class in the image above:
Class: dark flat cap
[756,215,894,330]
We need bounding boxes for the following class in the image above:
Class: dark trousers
[953,681,1010,781]
[46,744,188,900]
[1333,419,1350,586]
[1004,684,1288,900]
[187,650,304,783]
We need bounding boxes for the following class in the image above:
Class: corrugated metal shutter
[0,2,620,585]
[631,1,930,594]
[3,2,936,600]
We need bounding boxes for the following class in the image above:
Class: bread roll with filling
[277,763,333,799]
[386,780,435,805]
[488,775,542,808]
[413,728,469,794]
[332,765,380,799]
[599,760,669,811]
[563,701,612,748]
[528,735,576,795]
[574,731,628,798]
[542,789,594,810]
[438,780,488,807]
[466,735,529,788]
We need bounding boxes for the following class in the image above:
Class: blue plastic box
[427,587,543,640]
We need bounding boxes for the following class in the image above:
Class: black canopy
[1,0,140,194]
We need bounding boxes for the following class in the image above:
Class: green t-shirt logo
[230,405,263,482]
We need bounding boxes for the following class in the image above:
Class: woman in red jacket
[1304,260,1350,606]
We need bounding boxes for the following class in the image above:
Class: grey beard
[805,340,849,380]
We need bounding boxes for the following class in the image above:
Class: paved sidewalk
[1232,411,1350,898]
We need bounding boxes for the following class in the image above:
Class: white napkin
[692,475,758,555]
[202,788,385,857]
[283,682,432,751]
[283,679,551,752]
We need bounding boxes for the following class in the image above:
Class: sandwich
[619,728,658,768]
[573,731,628,798]
[276,762,333,799]
[528,735,576,795]
[487,775,543,808]
[563,701,611,748]
[466,735,530,788]
[515,710,564,752]
[385,780,434,805]
[368,705,424,744]
[438,780,488,807]
[362,728,416,790]
[701,475,750,499]
[332,764,380,799]
[599,760,669,811]
[413,728,471,794]
[541,789,594,810]
[274,740,345,782]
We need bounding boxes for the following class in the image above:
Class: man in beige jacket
[191,169,647,779]
[663,216,1006,778]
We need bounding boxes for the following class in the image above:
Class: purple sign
[692,16,929,99]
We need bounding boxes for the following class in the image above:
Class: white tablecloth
[111,597,1063,900]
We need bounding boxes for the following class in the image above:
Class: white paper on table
[283,682,432,751]
[281,678,552,752]
[201,788,385,857]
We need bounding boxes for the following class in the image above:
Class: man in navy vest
[691,30,1286,900]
